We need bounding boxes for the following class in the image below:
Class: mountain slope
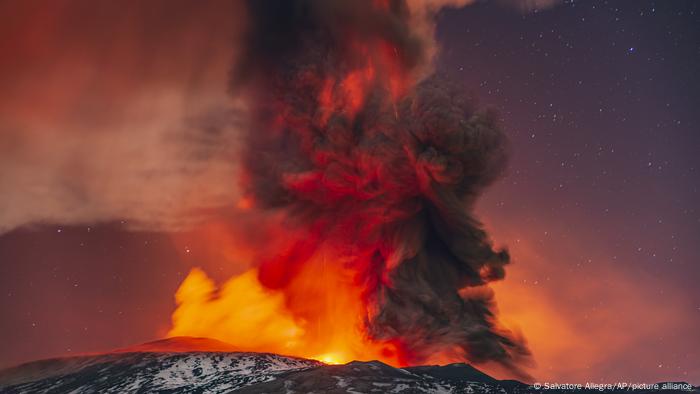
[0,351,320,393]
[0,337,696,394]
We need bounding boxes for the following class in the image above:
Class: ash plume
[235,0,531,378]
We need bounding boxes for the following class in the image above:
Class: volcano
[0,337,695,394]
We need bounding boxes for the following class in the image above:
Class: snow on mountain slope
[0,351,321,393]
[0,337,697,393]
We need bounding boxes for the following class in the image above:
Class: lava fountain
[169,0,531,380]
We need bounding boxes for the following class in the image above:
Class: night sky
[1,0,698,385]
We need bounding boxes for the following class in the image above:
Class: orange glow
[314,352,347,365]
[474,215,694,382]
[169,268,302,351]
[312,39,412,125]
[341,68,372,115]
[169,249,405,366]
[236,196,253,210]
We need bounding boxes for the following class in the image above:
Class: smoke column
[225,0,531,378]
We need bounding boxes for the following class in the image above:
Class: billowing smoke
[0,0,245,235]
[1,0,535,378]
[0,0,559,237]
[233,0,531,378]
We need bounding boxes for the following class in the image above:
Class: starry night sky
[437,0,700,382]
[0,0,698,384]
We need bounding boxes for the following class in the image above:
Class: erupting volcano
[3,0,700,390]
[169,0,531,380]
